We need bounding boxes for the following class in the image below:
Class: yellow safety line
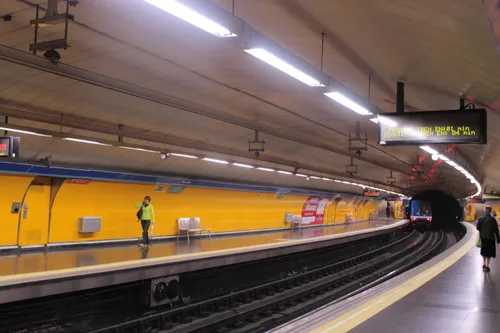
[0,220,407,284]
[310,224,477,333]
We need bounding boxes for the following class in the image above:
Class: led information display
[363,190,380,197]
[0,137,11,157]
[377,109,487,146]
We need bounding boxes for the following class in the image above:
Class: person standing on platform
[135,196,155,249]
[477,206,500,272]
[386,202,391,219]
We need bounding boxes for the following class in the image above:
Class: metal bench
[177,217,211,241]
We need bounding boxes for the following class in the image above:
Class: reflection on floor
[0,219,397,277]
[349,246,500,333]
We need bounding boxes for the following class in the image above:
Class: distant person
[477,207,500,272]
[386,203,391,219]
[135,196,155,249]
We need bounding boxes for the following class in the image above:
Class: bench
[177,217,211,241]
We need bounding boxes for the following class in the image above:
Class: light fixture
[324,92,372,115]
[63,138,111,146]
[322,177,333,181]
[233,163,253,168]
[257,167,275,172]
[445,160,457,167]
[169,153,198,159]
[431,154,439,161]
[0,127,52,137]
[334,180,342,183]
[310,176,321,179]
[438,154,449,161]
[143,0,237,38]
[419,146,438,155]
[295,173,308,178]
[277,170,293,175]
[244,48,324,87]
[203,157,229,164]
[120,146,160,153]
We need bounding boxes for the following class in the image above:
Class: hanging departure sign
[377,109,487,146]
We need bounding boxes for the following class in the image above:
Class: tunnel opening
[410,190,462,230]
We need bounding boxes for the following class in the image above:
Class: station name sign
[363,190,380,197]
[483,194,500,201]
[377,109,487,146]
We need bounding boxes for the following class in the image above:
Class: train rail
[1,227,453,333]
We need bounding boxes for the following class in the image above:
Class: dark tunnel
[410,190,463,229]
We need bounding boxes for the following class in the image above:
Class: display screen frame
[377,109,487,146]
[0,137,12,157]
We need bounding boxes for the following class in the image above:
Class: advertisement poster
[301,196,330,225]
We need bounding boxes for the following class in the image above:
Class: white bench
[177,217,211,241]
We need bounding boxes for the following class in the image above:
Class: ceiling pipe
[44,0,58,17]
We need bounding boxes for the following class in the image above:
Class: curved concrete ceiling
[0,0,496,197]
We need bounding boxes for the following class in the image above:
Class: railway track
[85,230,446,333]
[0,227,453,333]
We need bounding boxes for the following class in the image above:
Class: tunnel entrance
[410,190,462,229]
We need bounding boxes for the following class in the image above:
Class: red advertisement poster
[301,196,330,225]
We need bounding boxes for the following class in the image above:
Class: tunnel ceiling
[0,0,498,197]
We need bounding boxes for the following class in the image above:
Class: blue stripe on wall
[0,161,376,200]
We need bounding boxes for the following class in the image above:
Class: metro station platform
[273,222,489,333]
[0,218,406,305]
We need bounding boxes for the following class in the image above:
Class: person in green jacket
[135,196,155,248]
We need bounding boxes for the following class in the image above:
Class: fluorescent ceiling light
[169,153,198,159]
[322,177,332,181]
[324,92,372,115]
[438,154,449,161]
[63,138,111,146]
[419,146,438,155]
[120,146,160,153]
[334,180,342,183]
[233,163,253,168]
[445,160,457,167]
[0,127,52,137]
[257,167,275,172]
[310,176,321,179]
[295,173,308,178]
[144,0,236,38]
[278,170,293,175]
[244,48,324,87]
[203,157,229,164]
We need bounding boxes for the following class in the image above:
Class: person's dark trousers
[141,219,151,245]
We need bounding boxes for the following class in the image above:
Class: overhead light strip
[143,0,237,38]
[63,138,112,146]
[324,92,373,115]
[0,126,52,137]
[244,48,324,87]
[169,153,198,159]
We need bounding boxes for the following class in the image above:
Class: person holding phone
[135,196,155,248]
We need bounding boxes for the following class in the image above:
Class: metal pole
[320,33,326,71]
[460,97,465,110]
[396,81,404,113]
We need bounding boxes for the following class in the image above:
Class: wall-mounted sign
[377,109,487,146]
[67,179,92,184]
[469,197,484,203]
[0,136,19,158]
[363,190,380,197]
[167,185,185,194]
[482,194,500,200]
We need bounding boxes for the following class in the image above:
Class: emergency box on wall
[78,216,102,233]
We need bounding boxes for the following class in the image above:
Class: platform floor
[349,244,500,333]
[0,219,396,277]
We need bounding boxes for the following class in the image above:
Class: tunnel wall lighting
[144,0,236,38]
[277,170,293,175]
[295,174,308,178]
[169,153,198,159]
[419,146,438,155]
[0,127,52,137]
[233,163,253,168]
[63,138,111,146]
[244,48,324,87]
[310,176,321,179]
[324,92,372,115]
[120,146,160,153]
[257,167,275,172]
[203,157,229,164]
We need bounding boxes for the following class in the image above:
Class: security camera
[160,153,167,160]
[43,49,61,64]
[254,151,260,158]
